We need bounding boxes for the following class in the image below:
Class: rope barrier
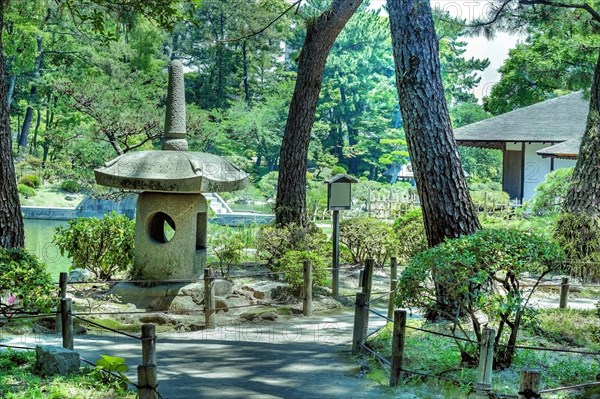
[399,366,473,386]
[71,313,141,340]
[0,343,36,350]
[404,325,479,344]
[365,291,394,306]
[540,381,600,394]
[359,343,391,366]
[499,342,600,356]
[0,312,58,320]
[366,308,393,323]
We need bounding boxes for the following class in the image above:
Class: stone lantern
[95,61,248,281]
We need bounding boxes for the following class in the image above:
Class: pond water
[24,219,70,281]
[229,203,273,214]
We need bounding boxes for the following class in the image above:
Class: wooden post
[332,209,340,298]
[56,272,68,334]
[389,309,407,387]
[137,364,158,399]
[351,292,368,355]
[204,268,215,330]
[60,298,73,350]
[476,327,496,393]
[387,257,398,320]
[362,258,374,302]
[519,369,541,399]
[141,324,156,366]
[559,277,569,309]
[303,260,313,316]
[358,270,364,288]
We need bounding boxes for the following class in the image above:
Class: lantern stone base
[133,192,207,281]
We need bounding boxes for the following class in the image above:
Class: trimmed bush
[60,179,82,193]
[0,248,55,315]
[339,217,395,266]
[397,228,564,367]
[529,167,573,215]
[19,174,41,188]
[555,212,600,282]
[256,223,328,269]
[393,208,427,264]
[17,184,36,198]
[278,250,328,294]
[53,211,135,280]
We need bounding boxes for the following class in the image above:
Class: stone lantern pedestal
[133,192,208,280]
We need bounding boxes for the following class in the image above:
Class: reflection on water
[229,203,272,214]
[24,219,70,281]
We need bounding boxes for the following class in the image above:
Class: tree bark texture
[18,35,43,149]
[563,52,600,214]
[387,0,480,247]
[0,1,25,248]
[275,0,364,226]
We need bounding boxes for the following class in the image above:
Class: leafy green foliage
[60,179,82,193]
[397,228,565,367]
[18,175,41,188]
[256,223,328,269]
[277,250,328,294]
[0,248,55,316]
[53,211,134,280]
[339,217,395,266]
[17,184,36,198]
[93,355,129,390]
[555,212,600,282]
[529,167,573,215]
[209,225,256,278]
[392,209,427,264]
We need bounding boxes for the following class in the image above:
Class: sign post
[326,174,358,298]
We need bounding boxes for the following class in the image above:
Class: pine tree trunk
[387,0,480,247]
[275,0,363,226]
[563,52,600,214]
[0,2,25,248]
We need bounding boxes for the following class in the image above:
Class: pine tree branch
[520,0,600,23]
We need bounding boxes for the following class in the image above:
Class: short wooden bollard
[387,257,398,320]
[389,309,407,387]
[204,268,215,330]
[476,327,496,393]
[142,324,156,366]
[519,368,541,399]
[56,272,68,334]
[60,298,73,350]
[559,277,569,309]
[303,260,313,316]
[352,292,368,355]
[137,364,158,399]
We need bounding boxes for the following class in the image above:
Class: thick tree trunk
[242,40,251,107]
[275,0,363,226]
[31,108,41,154]
[563,53,600,214]
[387,0,480,247]
[0,2,25,248]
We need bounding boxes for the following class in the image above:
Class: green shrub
[470,190,510,211]
[0,248,55,315]
[555,212,600,282]
[392,208,427,264]
[209,225,255,278]
[256,223,328,269]
[60,179,82,193]
[18,174,41,188]
[397,228,564,368]
[339,217,395,266]
[53,211,135,280]
[17,184,36,198]
[278,250,328,294]
[529,167,573,215]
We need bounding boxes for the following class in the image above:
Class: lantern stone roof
[95,151,247,193]
[94,60,248,193]
[454,92,588,150]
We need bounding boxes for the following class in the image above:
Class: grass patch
[0,349,135,399]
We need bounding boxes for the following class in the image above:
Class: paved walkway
[6,309,390,399]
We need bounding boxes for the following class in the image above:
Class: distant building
[383,163,415,185]
[454,92,586,201]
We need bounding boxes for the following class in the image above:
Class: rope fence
[350,259,600,398]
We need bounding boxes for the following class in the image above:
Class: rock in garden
[242,282,288,301]
[260,311,278,321]
[68,268,94,283]
[35,345,80,375]
[213,279,233,297]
